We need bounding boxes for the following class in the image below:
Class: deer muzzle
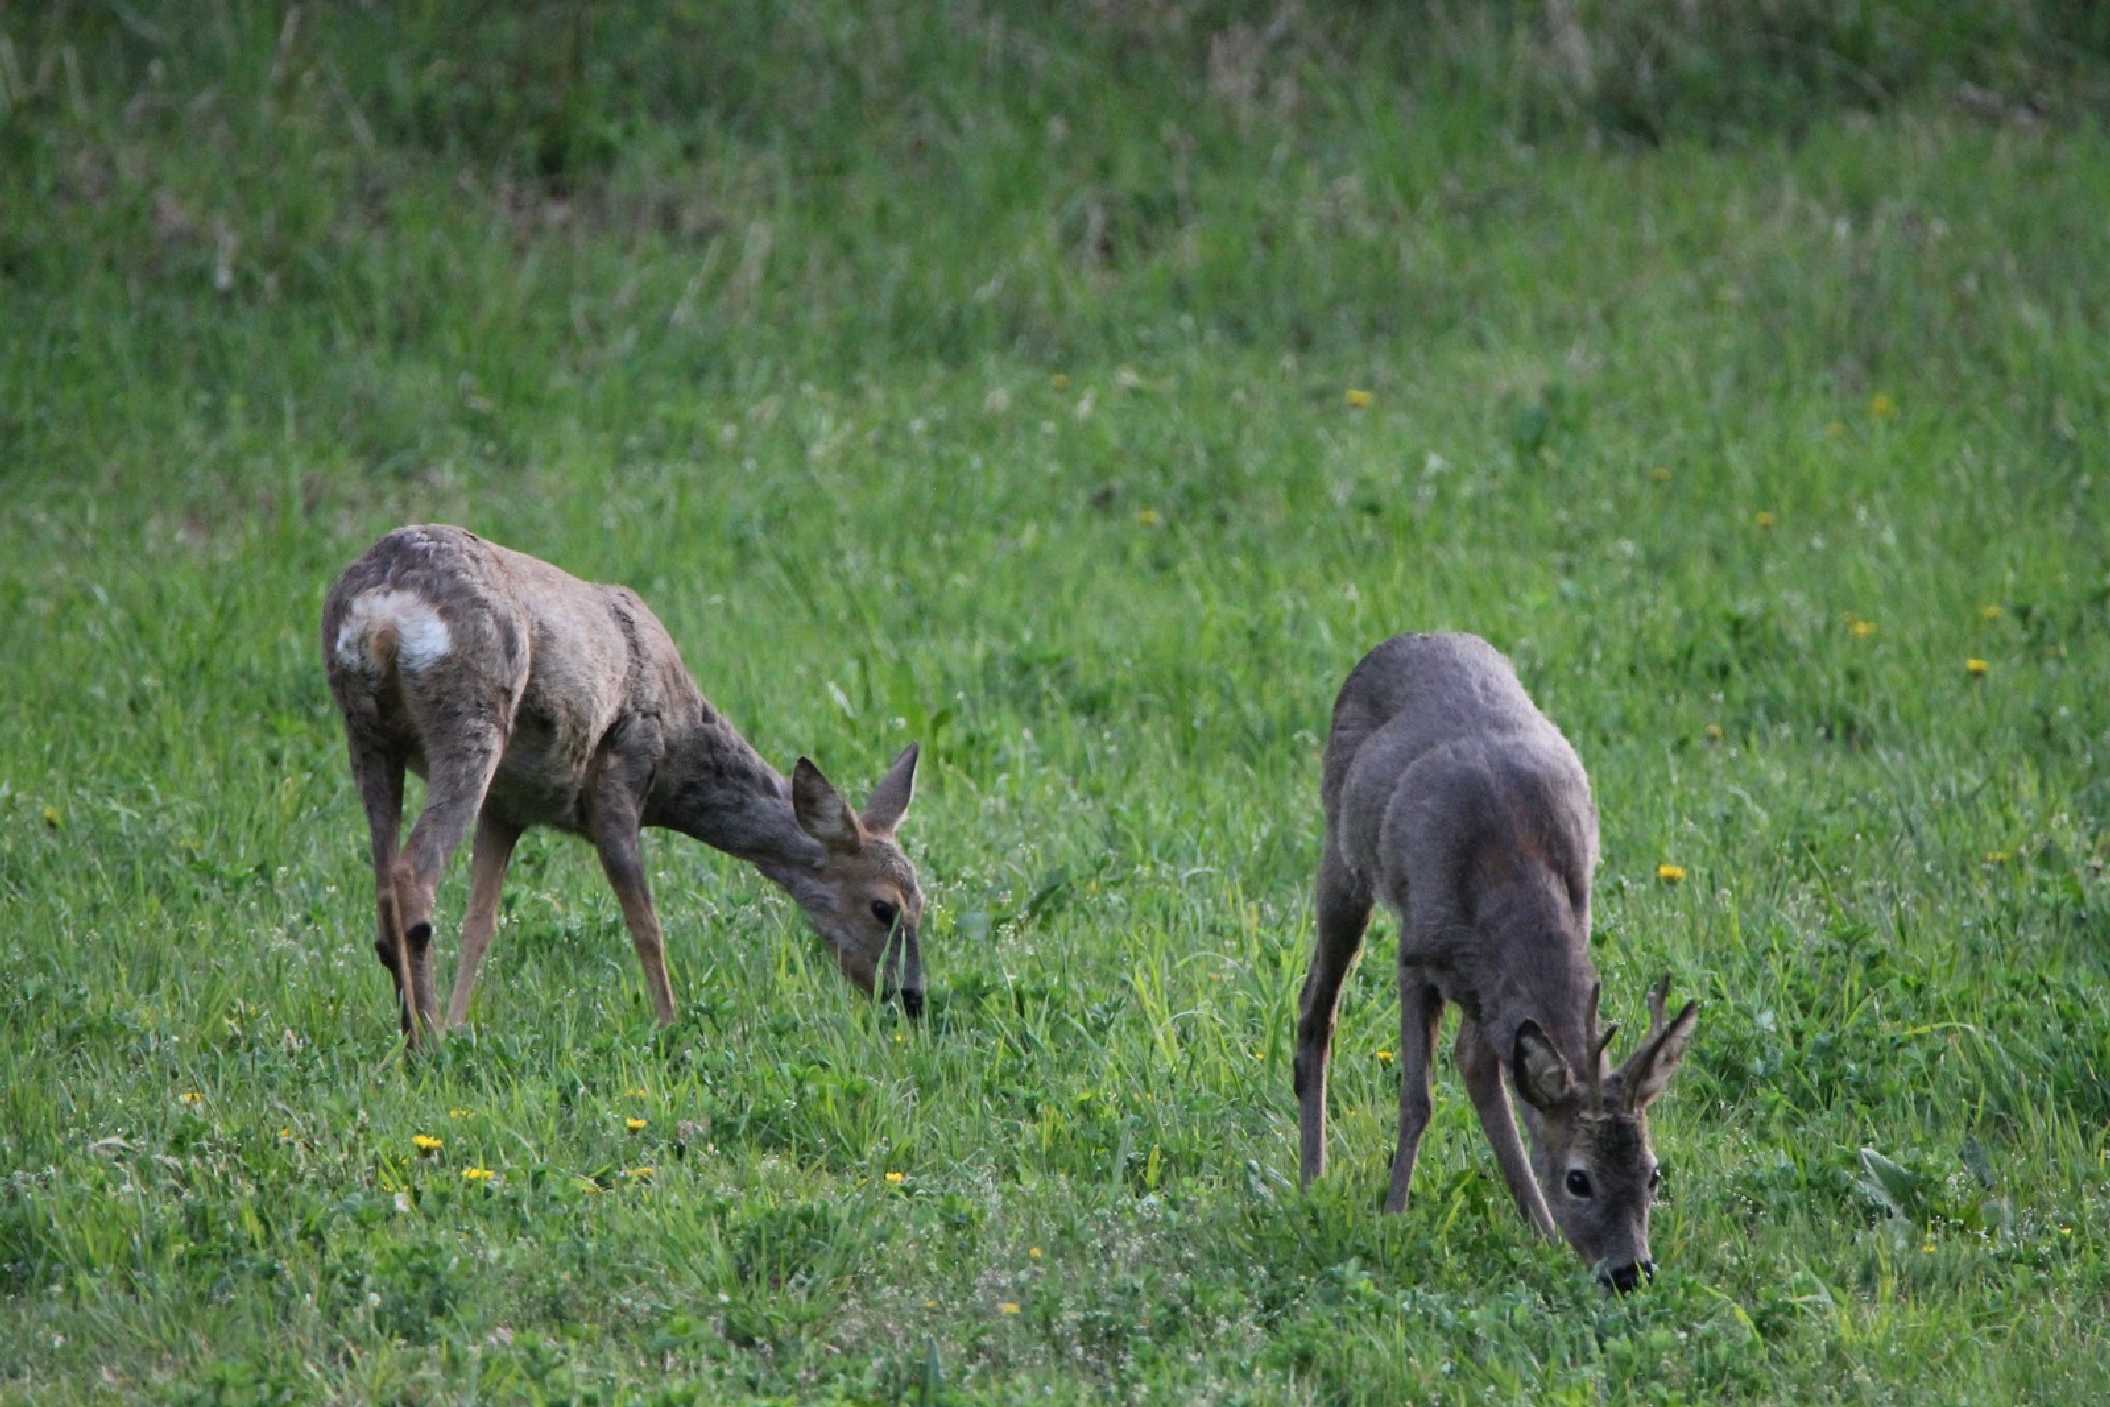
[1601,1259,1655,1295]
[882,924,924,1020]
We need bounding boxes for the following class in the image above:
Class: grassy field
[3,3,2108,1402]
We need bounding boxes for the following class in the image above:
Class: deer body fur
[321,524,924,1044]
[1293,632,1697,1290]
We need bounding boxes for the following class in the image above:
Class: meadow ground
[2,4,2107,1403]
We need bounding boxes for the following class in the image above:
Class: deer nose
[1602,1261,1652,1294]
[887,927,923,1019]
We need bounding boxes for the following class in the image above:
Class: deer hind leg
[444,812,521,1030]
[1383,971,1445,1214]
[1295,842,1374,1189]
[1456,1018,1557,1238]
[391,730,505,1040]
[350,742,415,1036]
[341,742,415,1029]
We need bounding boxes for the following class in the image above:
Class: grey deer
[321,524,925,1046]
[1293,632,1698,1291]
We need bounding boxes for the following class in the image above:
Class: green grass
[3,3,2107,1402]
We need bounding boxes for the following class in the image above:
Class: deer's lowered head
[785,744,926,1017]
[1511,977,1699,1292]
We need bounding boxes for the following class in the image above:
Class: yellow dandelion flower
[448,1107,472,1119]
[1849,619,1878,639]
[1754,511,1776,529]
[998,1301,1022,1316]
[1051,373,1071,391]
[1965,658,1989,677]
[1980,603,2004,621]
[1028,1246,1043,1261]
[1983,851,2012,865]
[1704,722,1724,742]
[1344,388,1373,409]
[412,1134,443,1153]
[1649,466,1671,483]
[1374,1049,1395,1066]
[625,1117,647,1133]
[179,1090,203,1106]
[1869,392,1897,420]
[279,1127,293,1140]
[1136,507,1162,528]
[623,1166,654,1181]
[627,1086,648,1099]
[462,1166,495,1182]
[1921,1240,1936,1254]
[884,1170,906,1185]
[1656,864,1687,883]
[42,805,62,829]
[923,1298,938,1309]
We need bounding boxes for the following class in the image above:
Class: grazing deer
[1292,632,1698,1291]
[320,524,924,1046]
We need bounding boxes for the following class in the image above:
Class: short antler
[1615,972,1699,1112]
[1611,972,1674,1079]
[1584,981,1618,1102]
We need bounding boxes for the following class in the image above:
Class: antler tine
[1645,972,1672,1038]
[1609,975,1676,1090]
[1584,983,1610,1100]
[1591,1022,1621,1076]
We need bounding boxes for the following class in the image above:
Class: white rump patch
[333,589,452,673]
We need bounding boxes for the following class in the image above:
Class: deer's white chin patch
[334,589,453,672]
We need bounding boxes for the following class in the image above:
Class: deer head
[1511,976,1699,1291]
[788,744,926,1017]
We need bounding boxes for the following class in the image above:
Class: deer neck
[1469,874,1599,1074]
[647,709,826,892]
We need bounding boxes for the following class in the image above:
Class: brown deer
[320,524,925,1046]
[1293,632,1698,1291]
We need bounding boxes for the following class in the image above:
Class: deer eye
[870,899,899,928]
[1648,1166,1662,1193]
[1564,1169,1593,1198]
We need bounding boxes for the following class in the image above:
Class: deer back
[1322,633,1598,1008]
[323,525,703,831]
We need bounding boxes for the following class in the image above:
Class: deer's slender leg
[391,730,505,1040]
[584,733,675,1025]
[1295,841,1374,1188]
[348,741,416,1037]
[1383,971,1445,1214]
[1456,1019,1558,1238]
[444,811,521,1029]
[592,822,676,1025]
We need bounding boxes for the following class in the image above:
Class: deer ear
[1621,1000,1699,1110]
[792,756,864,853]
[1511,1020,1579,1111]
[860,742,919,834]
